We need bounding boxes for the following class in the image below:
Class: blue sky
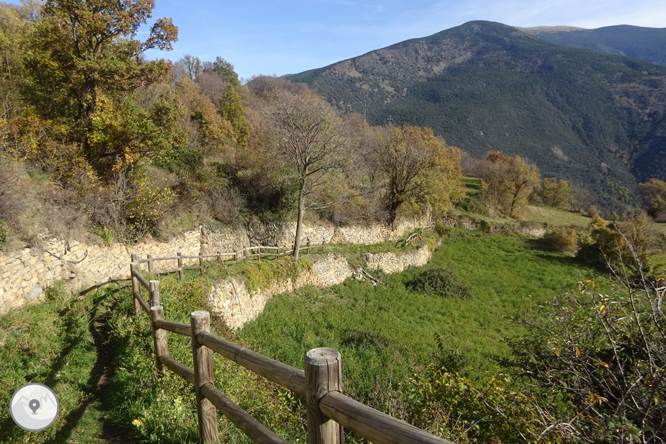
[12,0,666,81]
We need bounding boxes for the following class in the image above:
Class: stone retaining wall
[0,231,201,315]
[206,244,433,329]
[0,220,428,317]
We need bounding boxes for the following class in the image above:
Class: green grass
[0,283,122,443]
[239,231,609,402]
[0,229,616,443]
[523,205,591,227]
[0,279,305,443]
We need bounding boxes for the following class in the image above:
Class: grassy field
[0,229,617,443]
[523,205,591,227]
[239,231,609,400]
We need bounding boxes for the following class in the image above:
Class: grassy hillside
[240,231,609,397]
[523,205,591,227]
[286,21,666,211]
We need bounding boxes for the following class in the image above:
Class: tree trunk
[294,187,305,261]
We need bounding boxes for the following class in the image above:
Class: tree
[570,184,597,213]
[179,54,202,81]
[24,0,178,173]
[369,124,466,227]
[219,84,251,149]
[637,178,666,219]
[478,152,540,218]
[213,56,240,86]
[540,177,572,209]
[263,89,345,260]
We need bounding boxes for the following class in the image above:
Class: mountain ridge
[285,21,666,210]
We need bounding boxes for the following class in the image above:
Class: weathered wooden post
[150,305,168,372]
[257,246,261,261]
[149,280,160,307]
[199,251,205,276]
[190,311,219,443]
[130,253,142,316]
[147,254,154,273]
[177,252,184,279]
[304,348,343,444]
[277,245,280,257]
[307,240,311,255]
[216,250,221,264]
[234,247,239,264]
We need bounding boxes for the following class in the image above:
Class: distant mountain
[285,21,666,210]
[520,25,666,66]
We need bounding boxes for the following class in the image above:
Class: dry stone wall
[0,220,429,317]
[0,231,201,316]
[207,244,433,329]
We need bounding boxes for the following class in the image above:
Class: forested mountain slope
[521,24,666,67]
[286,21,666,210]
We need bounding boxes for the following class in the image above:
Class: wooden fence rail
[129,259,451,444]
[132,241,324,278]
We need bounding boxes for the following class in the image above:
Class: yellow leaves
[599,305,606,315]
[576,347,580,357]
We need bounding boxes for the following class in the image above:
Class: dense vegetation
[287,21,666,212]
[0,0,471,253]
[524,25,666,67]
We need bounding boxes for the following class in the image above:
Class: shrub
[477,219,493,233]
[434,222,451,237]
[45,281,69,305]
[406,268,472,298]
[577,214,663,272]
[543,226,579,254]
[510,275,666,443]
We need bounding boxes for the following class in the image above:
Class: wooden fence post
[150,306,168,372]
[304,348,343,444]
[177,252,184,279]
[307,240,311,255]
[199,251,205,276]
[234,247,238,264]
[217,251,221,264]
[191,311,219,444]
[277,245,280,257]
[257,246,261,261]
[149,280,160,307]
[147,254,154,273]
[130,253,141,316]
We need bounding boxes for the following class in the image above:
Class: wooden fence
[129,256,452,444]
[135,241,324,279]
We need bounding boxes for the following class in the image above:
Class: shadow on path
[46,285,129,444]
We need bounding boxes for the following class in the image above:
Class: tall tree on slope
[24,0,178,173]
[263,89,345,260]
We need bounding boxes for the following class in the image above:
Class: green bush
[477,219,493,233]
[434,222,452,237]
[543,226,579,254]
[406,268,472,298]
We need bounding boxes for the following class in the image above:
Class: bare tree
[196,70,227,108]
[179,54,202,81]
[263,89,345,260]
